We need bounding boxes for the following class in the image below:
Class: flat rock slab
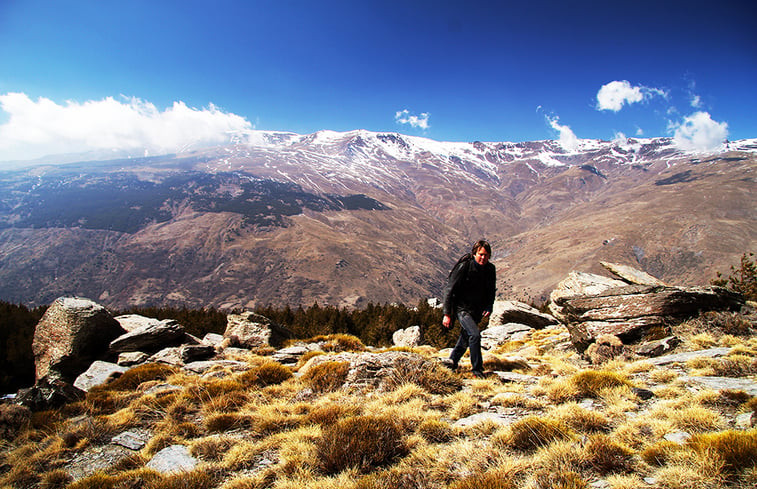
[646,347,732,365]
[681,376,757,396]
[145,444,198,474]
[454,411,518,428]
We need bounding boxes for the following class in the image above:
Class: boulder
[15,377,85,411]
[109,317,186,353]
[600,261,667,286]
[556,284,743,350]
[32,297,125,383]
[145,444,199,474]
[480,323,533,350]
[392,325,423,347]
[548,272,628,321]
[117,351,149,366]
[490,300,558,329]
[73,361,128,392]
[179,344,216,363]
[635,336,681,357]
[224,311,293,348]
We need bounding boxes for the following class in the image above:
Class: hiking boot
[443,359,458,371]
[472,370,485,378]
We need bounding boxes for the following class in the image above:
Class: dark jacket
[442,257,496,324]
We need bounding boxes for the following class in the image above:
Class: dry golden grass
[495,416,575,451]
[300,360,350,393]
[550,402,612,433]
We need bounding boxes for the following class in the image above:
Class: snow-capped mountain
[0,131,755,309]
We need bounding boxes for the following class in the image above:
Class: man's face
[474,248,490,266]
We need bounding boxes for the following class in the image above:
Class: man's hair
[471,240,491,256]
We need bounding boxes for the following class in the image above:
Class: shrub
[688,429,757,475]
[237,361,292,387]
[583,433,636,474]
[301,361,350,393]
[571,370,631,398]
[503,416,575,451]
[711,252,757,301]
[316,414,409,474]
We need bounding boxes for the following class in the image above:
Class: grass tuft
[571,370,631,398]
[316,414,409,475]
[583,433,636,474]
[499,415,575,451]
[301,361,350,393]
[688,429,757,475]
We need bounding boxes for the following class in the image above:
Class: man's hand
[442,315,452,329]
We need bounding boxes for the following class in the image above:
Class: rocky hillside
[1,264,756,489]
[0,131,755,309]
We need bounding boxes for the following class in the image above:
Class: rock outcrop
[109,316,187,353]
[490,300,558,329]
[223,311,293,349]
[392,325,423,347]
[32,297,125,383]
[549,263,744,355]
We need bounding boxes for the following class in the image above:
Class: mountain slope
[0,132,754,308]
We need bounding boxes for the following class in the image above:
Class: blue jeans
[449,311,483,372]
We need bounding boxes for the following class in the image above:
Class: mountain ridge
[0,131,754,309]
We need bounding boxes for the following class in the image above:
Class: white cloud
[0,92,254,162]
[596,80,667,112]
[547,116,579,151]
[690,94,702,108]
[669,111,728,152]
[395,109,429,130]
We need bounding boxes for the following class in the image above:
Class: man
[442,240,496,378]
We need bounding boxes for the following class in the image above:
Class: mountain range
[0,131,755,310]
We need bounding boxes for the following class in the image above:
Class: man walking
[442,240,496,378]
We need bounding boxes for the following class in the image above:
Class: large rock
[73,361,128,392]
[600,261,667,286]
[556,284,743,350]
[392,325,423,347]
[480,323,533,350]
[32,297,125,383]
[548,272,628,321]
[15,377,85,411]
[223,311,292,349]
[109,316,186,353]
[490,300,558,329]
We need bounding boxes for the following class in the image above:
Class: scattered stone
[66,444,134,481]
[112,430,151,450]
[117,351,149,366]
[202,332,225,347]
[109,318,186,353]
[492,371,540,384]
[635,336,681,357]
[631,387,655,400]
[490,300,558,329]
[145,444,198,474]
[179,344,216,363]
[148,347,184,366]
[32,297,124,382]
[224,311,293,348]
[663,431,691,444]
[735,412,754,429]
[272,345,318,365]
[647,347,732,366]
[481,323,533,350]
[454,411,516,428]
[392,325,423,347]
[73,361,128,392]
[143,383,183,396]
[114,314,162,332]
[183,359,249,374]
[15,377,85,411]
[584,334,631,365]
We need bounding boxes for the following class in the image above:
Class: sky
[0,0,755,162]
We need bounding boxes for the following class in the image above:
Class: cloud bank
[596,80,667,112]
[395,109,429,130]
[669,111,728,152]
[0,93,253,162]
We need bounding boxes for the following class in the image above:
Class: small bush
[641,440,681,466]
[688,429,757,474]
[301,361,350,393]
[583,433,636,474]
[237,361,292,388]
[711,251,757,301]
[417,418,455,443]
[503,416,575,451]
[571,370,631,397]
[316,414,409,475]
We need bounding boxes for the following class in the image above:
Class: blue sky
[0,0,755,161]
